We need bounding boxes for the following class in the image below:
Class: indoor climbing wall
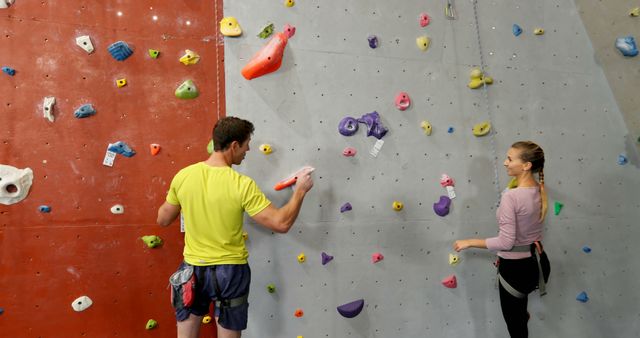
[223,1,640,337]
[1,1,224,337]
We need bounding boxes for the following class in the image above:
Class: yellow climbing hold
[202,315,212,324]
[179,49,200,65]
[220,17,242,37]
[285,0,295,7]
[260,144,273,155]
[468,68,493,89]
[534,28,544,35]
[116,78,127,88]
[392,201,404,211]
[420,120,432,135]
[145,319,158,330]
[449,253,460,266]
[242,231,248,241]
[630,7,640,17]
[507,177,518,189]
[416,36,431,51]
[472,121,491,136]
[297,252,306,263]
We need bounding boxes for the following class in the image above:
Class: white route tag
[369,139,384,157]
[446,185,456,199]
[103,145,116,167]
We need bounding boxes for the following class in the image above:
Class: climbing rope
[471,0,502,206]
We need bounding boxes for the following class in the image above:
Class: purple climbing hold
[433,195,451,217]
[321,252,334,265]
[367,35,378,49]
[337,299,364,318]
[357,111,388,139]
[340,202,352,213]
[338,117,359,136]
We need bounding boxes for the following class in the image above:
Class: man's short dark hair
[212,117,255,151]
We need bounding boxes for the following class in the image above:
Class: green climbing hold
[257,23,274,39]
[507,177,518,189]
[145,319,158,330]
[175,80,199,99]
[148,49,160,59]
[266,283,276,293]
[141,235,163,248]
[554,201,563,216]
[207,139,214,154]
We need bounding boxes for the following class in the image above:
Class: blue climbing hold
[38,205,51,213]
[615,36,638,57]
[108,141,136,157]
[447,126,455,133]
[2,66,16,76]
[108,41,134,61]
[0,307,4,315]
[576,291,589,303]
[512,24,522,36]
[582,246,591,253]
[74,104,96,118]
[617,154,628,165]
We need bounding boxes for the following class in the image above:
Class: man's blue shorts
[172,262,251,331]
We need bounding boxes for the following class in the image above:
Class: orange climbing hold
[241,32,288,80]
[149,144,161,156]
[294,308,304,317]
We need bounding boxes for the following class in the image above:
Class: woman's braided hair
[511,141,547,222]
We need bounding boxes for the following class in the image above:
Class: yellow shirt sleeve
[166,171,182,206]
[241,176,271,217]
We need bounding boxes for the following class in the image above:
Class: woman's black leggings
[498,256,539,338]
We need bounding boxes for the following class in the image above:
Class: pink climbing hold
[395,92,411,111]
[283,24,296,38]
[441,274,457,288]
[371,252,384,263]
[440,174,454,187]
[342,147,357,157]
[419,13,430,27]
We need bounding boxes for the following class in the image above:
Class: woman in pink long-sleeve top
[453,141,549,338]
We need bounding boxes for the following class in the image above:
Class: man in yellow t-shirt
[157,117,314,338]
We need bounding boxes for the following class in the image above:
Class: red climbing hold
[241,32,288,80]
[441,274,457,288]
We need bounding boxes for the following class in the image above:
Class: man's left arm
[157,202,181,226]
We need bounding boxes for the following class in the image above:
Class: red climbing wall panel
[0,1,225,337]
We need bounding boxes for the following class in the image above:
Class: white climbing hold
[75,35,95,54]
[0,0,15,9]
[71,296,93,312]
[43,96,56,122]
[110,204,124,214]
[0,165,33,205]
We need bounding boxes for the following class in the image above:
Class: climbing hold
[582,246,591,253]
[175,79,199,99]
[395,92,411,111]
[420,120,432,135]
[447,126,454,133]
[419,13,430,27]
[115,78,127,88]
[321,252,334,265]
[630,8,640,17]
[283,24,296,38]
[142,235,163,248]
[444,0,456,20]
[441,275,457,288]
[149,144,161,156]
[440,174,454,187]
[145,319,158,330]
[274,166,315,191]
[507,177,519,189]
[179,49,200,65]
[285,0,295,7]
[108,41,134,61]
[75,35,94,54]
[202,315,212,324]
[468,68,493,89]
[0,0,15,8]
[297,252,306,263]
[0,307,3,315]
[294,308,304,317]
[108,141,136,157]
[340,202,352,213]
[258,23,275,39]
[357,111,388,139]
[342,147,357,157]
[617,154,628,165]
[110,204,124,214]
[472,121,491,136]
[43,96,56,122]
[74,104,96,118]
[338,117,359,136]
[71,296,93,312]
[241,32,288,80]
[219,17,242,37]
[512,24,523,36]
[533,28,545,35]
[392,201,403,211]
[0,165,33,205]
[148,49,160,59]
[576,291,589,303]
[554,201,563,215]
[367,35,378,49]
[433,196,451,217]
[2,66,15,76]
[38,205,51,213]
[449,253,460,266]
[242,231,248,241]
[371,252,384,263]
[266,283,276,293]
[416,36,431,51]
[259,144,273,155]
[207,139,214,154]
[337,299,364,318]
[615,36,638,57]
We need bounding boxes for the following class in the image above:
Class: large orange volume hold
[241,32,289,80]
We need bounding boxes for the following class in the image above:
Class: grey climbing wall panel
[223,1,640,337]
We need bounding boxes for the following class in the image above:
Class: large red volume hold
[241,32,289,80]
